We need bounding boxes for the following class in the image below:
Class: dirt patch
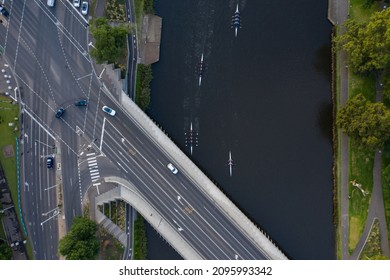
[2,144,14,158]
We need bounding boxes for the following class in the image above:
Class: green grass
[348,138,374,252]
[0,95,33,259]
[348,71,376,101]
[0,96,19,202]
[350,0,379,24]
[134,0,146,40]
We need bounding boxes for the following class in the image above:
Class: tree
[336,94,390,150]
[0,242,12,260]
[335,8,390,73]
[89,18,129,64]
[58,217,99,260]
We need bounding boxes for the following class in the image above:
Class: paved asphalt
[0,0,273,259]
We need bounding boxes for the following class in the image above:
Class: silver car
[81,1,88,15]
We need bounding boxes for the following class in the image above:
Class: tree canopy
[336,94,390,150]
[335,8,390,73]
[0,242,12,260]
[58,217,99,260]
[89,18,129,64]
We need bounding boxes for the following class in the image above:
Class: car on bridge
[0,5,9,17]
[167,163,178,174]
[102,105,116,116]
[47,157,54,168]
[55,108,65,118]
[75,99,87,106]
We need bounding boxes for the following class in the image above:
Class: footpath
[329,0,390,259]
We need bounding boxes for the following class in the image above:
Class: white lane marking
[33,0,90,59]
[86,153,96,157]
[100,117,106,151]
[23,109,56,140]
[13,0,27,72]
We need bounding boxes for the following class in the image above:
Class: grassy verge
[0,95,33,258]
[334,24,343,259]
[345,0,385,254]
[350,0,378,23]
[348,138,374,252]
[134,0,145,39]
[348,71,376,101]
[0,96,18,205]
[133,215,147,259]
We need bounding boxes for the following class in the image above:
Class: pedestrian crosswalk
[86,153,100,184]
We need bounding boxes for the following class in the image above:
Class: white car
[102,105,116,116]
[167,163,178,174]
[81,1,88,15]
[73,0,80,8]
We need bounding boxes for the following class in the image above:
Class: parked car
[75,99,87,106]
[81,1,88,15]
[102,105,116,116]
[73,0,80,8]
[55,107,65,118]
[167,163,178,174]
[47,157,54,168]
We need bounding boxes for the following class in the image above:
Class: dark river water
[146,0,334,260]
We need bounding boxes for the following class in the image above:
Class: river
[146,0,334,260]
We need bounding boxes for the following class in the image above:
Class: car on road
[0,6,9,17]
[47,157,54,168]
[167,163,178,174]
[73,0,80,8]
[81,1,88,15]
[102,105,116,116]
[47,0,55,7]
[75,99,87,106]
[55,108,65,118]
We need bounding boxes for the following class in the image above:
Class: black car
[75,99,87,106]
[55,108,65,118]
[47,157,54,168]
[0,6,9,17]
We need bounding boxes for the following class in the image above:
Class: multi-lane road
[0,0,277,260]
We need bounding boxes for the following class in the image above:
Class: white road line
[100,117,106,151]
[13,0,27,72]
[96,184,100,195]
[23,109,56,140]
[86,153,96,157]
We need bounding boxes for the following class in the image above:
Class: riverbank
[332,0,390,259]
